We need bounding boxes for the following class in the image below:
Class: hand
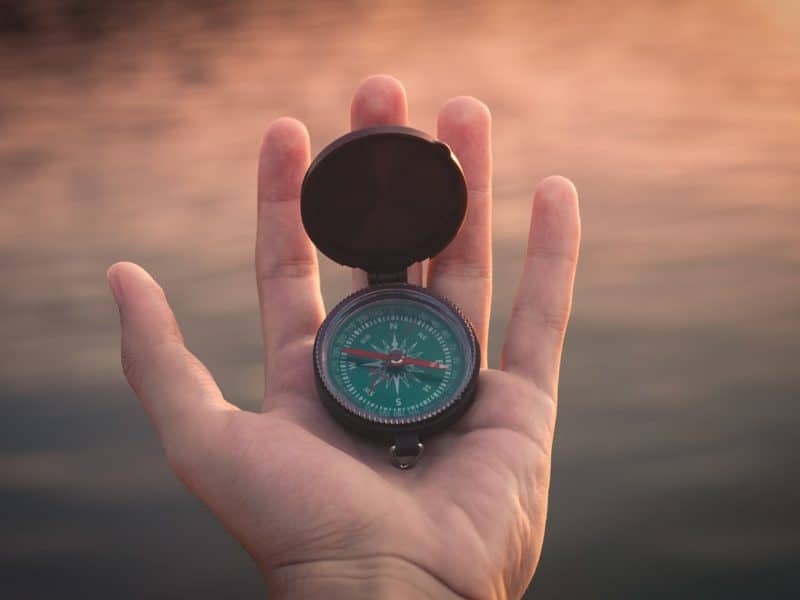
[107,75,581,599]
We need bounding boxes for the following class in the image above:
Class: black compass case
[300,126,481,456]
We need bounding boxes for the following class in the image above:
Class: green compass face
[317,288,477,425]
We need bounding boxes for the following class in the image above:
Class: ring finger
[427,96,493,363]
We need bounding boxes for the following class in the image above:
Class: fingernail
[107,267,124,306]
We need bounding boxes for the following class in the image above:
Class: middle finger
[348,75,423,289]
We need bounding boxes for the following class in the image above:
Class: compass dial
[315,286,479,431]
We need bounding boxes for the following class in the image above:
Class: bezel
[313,284,480,442]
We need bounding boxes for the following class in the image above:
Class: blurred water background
[1,0,798,597]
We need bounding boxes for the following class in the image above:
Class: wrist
[265,554,467,600]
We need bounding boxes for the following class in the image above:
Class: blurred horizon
[1,1,799,598]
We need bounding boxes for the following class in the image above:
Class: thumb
[107,262,235,469]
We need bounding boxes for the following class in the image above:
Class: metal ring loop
[389,442,424,469]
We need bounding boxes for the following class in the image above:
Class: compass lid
[301,126,467,274]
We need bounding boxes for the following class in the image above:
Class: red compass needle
[402,357,450,370]
[340,347,389,360]
[341,347,449,370]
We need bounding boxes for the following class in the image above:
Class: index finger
[256,118,326,400]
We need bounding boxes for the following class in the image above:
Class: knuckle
[511,302,569,335]
[467,184,491,204]
[164,424,206,477]
[120,342,142,389]
[539,308,569,335]
[120,338,181,391]
[257,257,317,283]
[431,258,492,282]
[528,244,578,267]
[164,438,192,474]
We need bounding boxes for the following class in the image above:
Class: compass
[301,126,480,469]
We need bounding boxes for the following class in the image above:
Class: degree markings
[328,303,467,418]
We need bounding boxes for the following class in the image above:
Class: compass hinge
[368,269,408,285]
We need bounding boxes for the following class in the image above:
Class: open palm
[108,75,580,599]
